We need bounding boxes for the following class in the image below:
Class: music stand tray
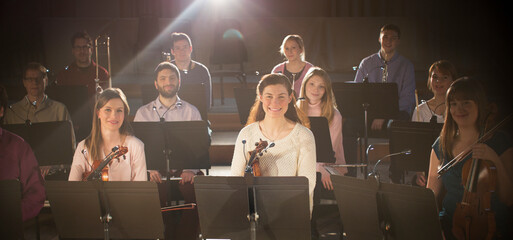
[331,175,443,240]
[309,116,336,163]
[332,82,399,120]
[194,176,311,240]
[234,87,257,125]
[331,175,382,239]
[0,180,23,240]
[378,182,443,240]
[3,121,74,167]
[132,121,211,170]
[388,121,443,182]
[46,181,164,239]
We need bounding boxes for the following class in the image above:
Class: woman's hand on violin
[472,143,500,163]
[320,167,333,190]
[180,171,195,184]
[149,170,163,183]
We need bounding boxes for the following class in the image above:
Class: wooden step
[208,113,244,132]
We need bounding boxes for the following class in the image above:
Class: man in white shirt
[133,61,202,240]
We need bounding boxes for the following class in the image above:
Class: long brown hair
[439,77,489,160]
[85,88,132,162]
[298,67,338,125]
[246,73,309,128]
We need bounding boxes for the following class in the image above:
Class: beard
[157,84,178,99]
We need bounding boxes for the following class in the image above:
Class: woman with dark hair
[412,60,457,123]
[426,78,513,239]
[272,34,314,97]
[413,60,457,187]
[69,88,147,181]
[230,73,316,213]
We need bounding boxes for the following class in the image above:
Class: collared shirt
[0,127,45,221]
[3,95,72,125]
[133,96,201,122]
[354,51,416,115]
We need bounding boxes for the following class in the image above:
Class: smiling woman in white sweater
[230,73,316,214]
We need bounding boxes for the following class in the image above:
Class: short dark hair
[154,61,180,82]
[71,31,92,47]
[23,62,48,81]
[380,24,401,39]
[170,32,192,49]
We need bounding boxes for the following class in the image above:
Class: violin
[82,146,128,181]
[449,117,512,239]
[452,148,496,240]
[244,140,269,177]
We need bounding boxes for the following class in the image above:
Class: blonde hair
[247,73,309,128]
[85,88,132,162]
[298,67,338,125]
[279,34,305,61]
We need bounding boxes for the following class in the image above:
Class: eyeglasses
[73,45,92,50]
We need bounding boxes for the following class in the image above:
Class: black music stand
[45,181,165,240]
[331,175,443,240]
[0,180,23,240]
[377,182,444,240]
[132,121,211,171]
[234,87,257,125]
[388,120,443,183]
[309,116,336,163]
[194,176,311,240]
[332,82,399,177]
[46,85,92,142]
[3,121,74,167]
[141,83,208,121]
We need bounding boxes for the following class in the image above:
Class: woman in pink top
[69,88,147,181]
[272,34,314,97]
[298,67,347,190]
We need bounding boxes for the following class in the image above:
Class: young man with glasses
[55,31,109,98]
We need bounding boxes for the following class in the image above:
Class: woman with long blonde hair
[69,88,147,181]
[271,34,314,97]
[298,67,347,190]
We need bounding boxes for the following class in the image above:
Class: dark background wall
[1,0,512,103]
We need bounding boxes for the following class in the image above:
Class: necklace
[260,121,288,142]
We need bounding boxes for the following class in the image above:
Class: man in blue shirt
[354,24,415,129]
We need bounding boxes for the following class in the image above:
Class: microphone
[368,149,411,180]
[362,65,385,83]
[152,106,165,122]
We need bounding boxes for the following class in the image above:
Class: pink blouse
[69,135,147,181]
[307,102,348,175]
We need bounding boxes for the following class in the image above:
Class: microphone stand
[359,65,384,178]
[367,149,412,185]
